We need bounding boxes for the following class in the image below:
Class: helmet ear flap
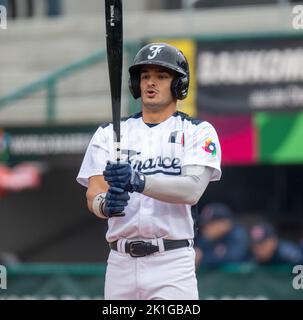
[171,74,189,100]
[128,72,141,99]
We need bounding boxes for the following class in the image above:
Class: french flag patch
[168,131,184,146]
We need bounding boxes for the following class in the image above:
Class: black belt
[109,239,190,257]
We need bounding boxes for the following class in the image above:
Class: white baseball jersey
[77,111,221,243]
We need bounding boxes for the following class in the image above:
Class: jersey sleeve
[76,126,110,187]
[183,121,222,181]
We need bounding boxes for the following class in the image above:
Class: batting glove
[102,186,130,217]
[103,162,145,193]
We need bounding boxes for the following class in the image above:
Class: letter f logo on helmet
[147,45,165,60]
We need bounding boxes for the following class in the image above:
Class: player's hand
[102,186,130,218]
[103,162,145,193]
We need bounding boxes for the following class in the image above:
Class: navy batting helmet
[128,43,190,100]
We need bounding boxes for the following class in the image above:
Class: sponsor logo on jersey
[147,45,165,60]
[202,138,216,156]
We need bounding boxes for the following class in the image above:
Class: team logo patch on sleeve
[168,131,184,146]
[202,138,216,156]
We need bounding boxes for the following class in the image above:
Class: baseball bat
[105,0,123,162]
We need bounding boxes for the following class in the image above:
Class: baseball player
[77,43,222,300]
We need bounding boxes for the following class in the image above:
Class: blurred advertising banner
[0,125,97,165]
[197,34,303,113]
[0,163,41,193]
[199,113,257,165]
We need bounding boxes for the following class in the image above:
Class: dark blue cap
[250,223,277,244]
[199,203,233,225]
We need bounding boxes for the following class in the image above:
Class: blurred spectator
[194,203,250,269]
[249,222,303,265]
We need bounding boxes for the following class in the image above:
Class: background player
[249,222,303,265]
[77,43,222,300]
[194,203,250,269]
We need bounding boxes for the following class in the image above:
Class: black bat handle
[105,0,123,162]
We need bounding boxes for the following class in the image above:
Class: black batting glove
[102,186,130,218]
[103,162,145,193]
